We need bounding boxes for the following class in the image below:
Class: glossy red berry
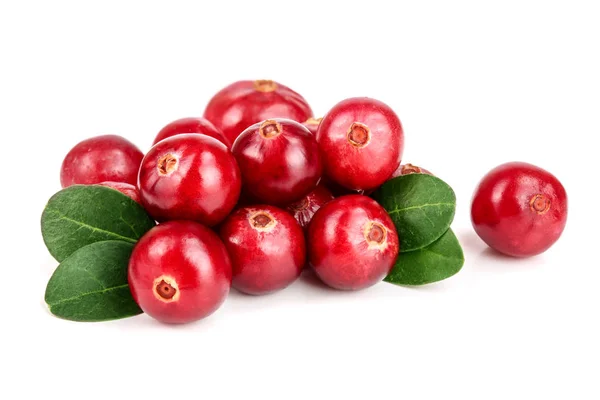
[138,134,241,226]
[152,117,231,148]
[219,205,306,295]
[308,195,399,290]
[285,184,334,230]
[60,135,143,188]
[317,97,404,191]
[128,221,232,324]
[204,80,313,145]
[390,163,433,179]
[97,181,141,204]
[471,162,568,257]
[232,119,322,205]
[302,117,322,135]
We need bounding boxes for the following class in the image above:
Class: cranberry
[390,163,433,179]
[60,135,143,188]
[302,117,322,135]
[232,119,322,205]
[138,134,241,226]
[308,195,399,290]
[203,79,313,145]
[128,221,232,324]
[317,97,404,191]
[96,181,141,204]
[152,117,231,148]
[285,184,334,230]
[471,162,568,257]
[219,205,305,295]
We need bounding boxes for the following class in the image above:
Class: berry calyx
[347,122,371,147]
[530,194,551,215]
[157,154,178,175]
[250,211,276,231]
[259,120,282,138]
[253,79,277,92]
[153,277,179,302]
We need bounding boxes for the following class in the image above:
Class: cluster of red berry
[56,79,568,325]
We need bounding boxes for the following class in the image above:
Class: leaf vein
[47,284,131,306]
[46,208,137,243]
[387,202,454,215]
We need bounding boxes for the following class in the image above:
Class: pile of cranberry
[58,79,568,325]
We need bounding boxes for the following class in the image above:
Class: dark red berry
[471,162,568,257]
[317,97,404,191]
[138,134,241,226]
[302,117,322,135]
[97,181,141,204]
[203,80,313,145]
[152,117,231,148]
[308,195,399,290]
[285,184,334,230]
[232,119,322,205]
[219,205,306,295]
[390,163,433,179]
[128,221,232,324]
[60,135,143,188]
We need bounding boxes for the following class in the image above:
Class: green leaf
[45,241,142,322]
[384,229,464,286]
[373,174,456,252]
[41,185,155,262]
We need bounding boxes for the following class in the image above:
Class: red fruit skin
[285,185,334,230]
[471,162,568,257]
[152,117,231,148]
[128,221,232,324]
[138,134,241,226]
[390,163,433,179]
[302,117,322,135]
[60,135,143,188]
[219,205,306,295]
[317,97,404,191]
[203,80,313,145]
[308,195,400,290]
[97,181,141,204]
[232,119,322,205]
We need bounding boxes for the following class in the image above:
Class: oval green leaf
[373,174,456,252]
[41,185,155,262]
[45,241,142,322]
[384,229,464,286]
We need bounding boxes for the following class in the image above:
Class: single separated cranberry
[308,195,399,290]
[203,79,313,145]
[390,163,433,179]
[285,184,334,230]
[152,117,231,148]
[302,117,323,135]
[60,135,143,188]
[219,205,306,295]
[138,134,241,226]
[96,181,141,204]
[471,162,568,257]
[232,119,322,205]
[317,97,404,191]
[128,221,232,324]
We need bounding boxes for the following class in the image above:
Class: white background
[1,1,599,399]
